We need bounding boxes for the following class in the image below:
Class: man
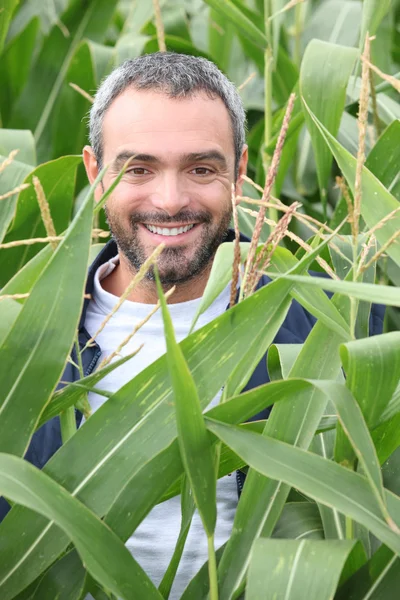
[0,53,383,597]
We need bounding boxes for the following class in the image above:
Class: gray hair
[89,52,246,178]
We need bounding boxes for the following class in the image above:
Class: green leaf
[365,120,400,201]
[302,99,400,267]
[335,544,400,600]
[216,289,350,600]
[37,351,140,428]
[0,150,32,244]
[269,272,400,306]
[0,128,36,165]
[11,0,117,161]
[0,170,94,456]
[157,272,217,537]
[206,420,400,554]
[271,502,324,540]
[299,39,358,213]
[0,18,39,126]
[0,453,162,600]
[247,538,358,600]
[0,0,18,55]
[52,40,114,158]
[31,550,86,600]
[359,0,392,49]
[0,155,81,286]
[341,333,400,430]
[267,344,302,381]
[203,0,267,49]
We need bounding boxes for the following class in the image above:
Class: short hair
[89,52,246,178]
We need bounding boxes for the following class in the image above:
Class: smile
[144,224,195,236]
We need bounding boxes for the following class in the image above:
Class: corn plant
[0,0,400,598]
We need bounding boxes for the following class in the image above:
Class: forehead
[101,87,234,162]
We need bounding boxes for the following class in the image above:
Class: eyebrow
[112,150,228,171]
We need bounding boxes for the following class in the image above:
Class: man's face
[84,88,247,284]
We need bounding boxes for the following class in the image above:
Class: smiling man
[0,52,384,598]
[83,55,247,303]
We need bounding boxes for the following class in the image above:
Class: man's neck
[101,253,212,304]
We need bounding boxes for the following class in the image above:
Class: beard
[105,206,232,284]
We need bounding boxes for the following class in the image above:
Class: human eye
[128,167,151,176]
[190,166,214,176]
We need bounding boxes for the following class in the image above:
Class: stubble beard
[105,207,232,285]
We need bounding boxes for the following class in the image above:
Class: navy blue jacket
[0,232,384,521]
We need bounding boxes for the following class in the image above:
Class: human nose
[150,172,190,216]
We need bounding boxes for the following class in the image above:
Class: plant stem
[264,1,278,224]
[208,534,218,600]
[345,515,353,539]
[60,407,77,444]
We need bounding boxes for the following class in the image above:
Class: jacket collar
[79,229,262,330]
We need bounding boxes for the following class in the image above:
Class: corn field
[1,0,400,598]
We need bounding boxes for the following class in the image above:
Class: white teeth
[145,224,194,236]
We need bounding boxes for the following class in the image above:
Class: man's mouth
[143,224,195,237]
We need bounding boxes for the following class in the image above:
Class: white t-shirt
[84,256,237,598]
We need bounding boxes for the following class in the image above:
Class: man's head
[83,52,248,286]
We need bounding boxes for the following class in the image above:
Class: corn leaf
[302,99,400,267]
[0,264,293,598]
[247,538,358,600]
[299,40,358,213]
[0,170,95,456]
[206,421,400,554]
[0,453,161,600]
[157,273,217,537]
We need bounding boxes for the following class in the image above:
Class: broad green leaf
[216,290,350,600]
[372,413,400,466]
[0,453,161,600]
[270,272,400,306]
[0,155,81,286]
[302,100,400,267]
[206,421,400,554]
[0,0,18,55]
[335,544,400,600]
[270,245,350,339]
[31,550,86,600]
[0,18,39,126]
[157,273,217,537]
[52,40,114,158]
[0,261,294,597]
[302,1,362,50]
[365,120,400,201]
[267,344,302,381]
[271,502,324,540]
[203,0,267,49]
[247,538,357,600]
[341,333,400,430]
[0,151,32,244]
[189,241,251,332]
[359,0,391,49]
[0,128,36,165]
[37,351,139,428]
[315,381,386,512]
[0,170,94,456]
[208,8,234,72]
[0,299,21,346]
[11,0,117,161]
[311,432,345,540]
[299,39,358,213]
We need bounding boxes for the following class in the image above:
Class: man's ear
[83,146,103,202]
[235,144,248,202]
